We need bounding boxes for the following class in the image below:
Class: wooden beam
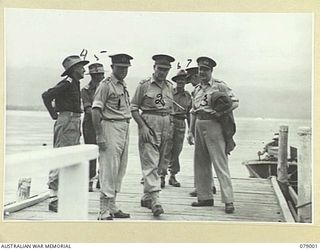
[297,127,312,223]
[288,185,298,205]
[277,125,289,184]
[270,176,295,223]
[5,144,99,178]
[4,191,50,214]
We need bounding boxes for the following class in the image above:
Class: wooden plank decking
[4,175,293,223]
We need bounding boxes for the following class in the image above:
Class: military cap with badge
[109,53,133,67]
[152,54,175,68]
[197,56,217,69]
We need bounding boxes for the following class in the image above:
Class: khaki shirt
[192,78,238,114]
[130,76,174,113]
[172,88,192,117]
[81,81,99,110]
[92,74,131,120]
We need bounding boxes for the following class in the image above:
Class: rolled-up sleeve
[130,84,143,112]
[92,83,108,110]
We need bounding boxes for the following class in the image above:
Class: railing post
[277,125,289,200]
[277,125,289,183]
[58,161,89,220]
[297,127,312,223]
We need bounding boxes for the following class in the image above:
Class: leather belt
[59,111,81,117]
[104,118,130,123]
[172,115,186,120]
[142,110,170,116]
[196,112,216,120]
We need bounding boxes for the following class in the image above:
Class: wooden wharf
[5,112,312,223]
[4,174,294,223]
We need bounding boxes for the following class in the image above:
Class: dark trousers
[83,114,97,180]
[170,118,186,175]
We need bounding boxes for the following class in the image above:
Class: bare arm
[91,107,107,150]
[187,113,196,145]
[131,110,154,143]
[131,110,147,129]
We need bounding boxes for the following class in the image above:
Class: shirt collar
[151,74,169,87]
[111,73,127,87]
[199,77,215,89]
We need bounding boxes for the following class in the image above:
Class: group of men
[42,52,239,220]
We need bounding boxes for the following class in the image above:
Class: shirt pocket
[107,92,122,110]
[144,88,165,108]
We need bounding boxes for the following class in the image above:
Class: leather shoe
[111,210,130,218]
[189,187,216,197]
[169,175,181,187]
[189,190,197,197]
[141,199,152,209]
[212,186,216,194]
[152,204,164,217]
[48,199,58,212]
[96,180,100,189]
[225,202,235,214]
[191,199,214,207]
[160,176,165,188]
[97,212,113,220]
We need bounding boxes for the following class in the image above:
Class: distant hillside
[5,65,312,120]
[6,105,46,111]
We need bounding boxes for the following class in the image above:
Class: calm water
[4,110,311,204]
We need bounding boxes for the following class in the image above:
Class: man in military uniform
[92,54,133,220]
[186,66,216,197]
[186,67,200,89]
[131,54,175,217]
[188,56,239,214]
[167,69,192,187]
[81,63,106,192]
[42,55,89,212]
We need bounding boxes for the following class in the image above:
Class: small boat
[242,146,298,191]
[242,145,299,221]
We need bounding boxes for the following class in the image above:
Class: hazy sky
[5,8,313,119]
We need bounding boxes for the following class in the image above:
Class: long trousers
[83,114,97,180]
[169,118,186,175]
[48,112,81,191]
[194,118,234,203]
[99,120,129,198]
[139,113,172,201]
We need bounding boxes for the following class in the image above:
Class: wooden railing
[276,126,312,223]
[5,144,99,220]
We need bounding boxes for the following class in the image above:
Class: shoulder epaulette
[101,76,112,85]
[64,77,72,83]
[213,78,224,83]
[139,77,151,85]
[57,77,72,86]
